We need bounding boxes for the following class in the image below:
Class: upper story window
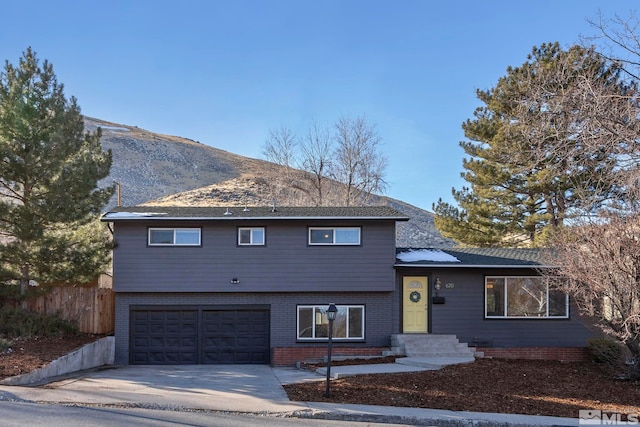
[148,228,201,246]
[485,276,568,319]
[297,305,365,340]
[238,227,265,245]
[309,227,361,245]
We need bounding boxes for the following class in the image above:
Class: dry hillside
[89,116,453,248]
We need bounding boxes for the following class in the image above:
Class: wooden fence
[22,275,115,334]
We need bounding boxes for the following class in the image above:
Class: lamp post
[324,303,338,398]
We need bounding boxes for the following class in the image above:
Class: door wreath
[409,290,421,303]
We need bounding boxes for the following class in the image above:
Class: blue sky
[1,1,634,210]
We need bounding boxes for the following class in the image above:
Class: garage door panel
[131,307,270,365]
[203,336,236,347]
[149,337,165,347]
[130,309,199,364]
[204,351,235,364]
[133,325,148,334]
[237,336,268,346]
[132,352,149,364]
[201,309,270,364]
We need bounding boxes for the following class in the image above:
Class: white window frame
[485,276,569,319]
[148,228,201,246]
[238,227,265,246]
[308,227,361,245]
[296,304,365,341]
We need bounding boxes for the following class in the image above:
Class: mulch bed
[285,358,640,418]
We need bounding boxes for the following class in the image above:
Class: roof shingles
[395,247,549,267]
[102,205,409,221]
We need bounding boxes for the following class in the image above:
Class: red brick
[272,347,388,366]
[477,347,588,362]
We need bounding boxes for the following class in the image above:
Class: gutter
[394,263,551,269]
[101,215,410,222]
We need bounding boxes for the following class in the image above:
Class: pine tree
[433,43,630,247]
[0,48,113,294]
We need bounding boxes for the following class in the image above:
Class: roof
[395,247,550,268]
[101,205,410,222]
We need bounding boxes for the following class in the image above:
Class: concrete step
[403,343,471,352]
[390,334,477,360]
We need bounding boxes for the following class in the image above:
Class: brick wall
[477,346,588,362]
[272,346,389,366]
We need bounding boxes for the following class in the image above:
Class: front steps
[386,334,479,369]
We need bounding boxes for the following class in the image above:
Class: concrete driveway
[0,365,312,413]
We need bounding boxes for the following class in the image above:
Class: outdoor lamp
[326,303,338,321]
[324,303,338,398]
[434,277,442,295]
[433,277,446,304]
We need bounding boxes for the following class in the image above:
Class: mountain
[89,117,454,248]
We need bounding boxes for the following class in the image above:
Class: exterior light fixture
[434,277,442,295]
[433,277,446,305]
[324,303,338,398]
[230,278,240,284]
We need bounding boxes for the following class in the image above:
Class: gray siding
[113,220,396,293]
[397,268,594,347]
[114,292,395,364]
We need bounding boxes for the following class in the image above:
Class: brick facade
[477,346,588,362]
[272,346,389,366]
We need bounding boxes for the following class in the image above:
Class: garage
[130,306,270,365]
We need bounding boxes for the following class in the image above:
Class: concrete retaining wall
[0,336,115,386]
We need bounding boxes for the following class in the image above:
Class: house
[395,247,593,361]
[102,205,407,365]
[101,206,594,366]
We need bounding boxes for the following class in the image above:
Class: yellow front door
[403,276,428,333]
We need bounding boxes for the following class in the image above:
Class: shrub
[0,337,13,352]
[0,307,78,338]
[0,283,21,307]
[587,337,625,364]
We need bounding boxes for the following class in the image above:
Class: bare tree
[331,115,388,206]
[545,196,640,378]
[262,125,298,169]
[300,121,333,206]
[261,115,388,207]
[585,10,640,81]
[261,125,303,204]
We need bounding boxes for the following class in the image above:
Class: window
[309,227,360,245]
[238,227,265,245]
[485,276,568,318]
[148,228,201,246]
[297,305,365,340]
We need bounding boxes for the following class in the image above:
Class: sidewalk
[0,363,580,427]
